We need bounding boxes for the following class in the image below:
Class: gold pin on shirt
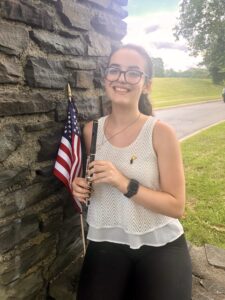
[130,155,137,164]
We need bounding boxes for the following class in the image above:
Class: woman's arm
[130,121,185,218]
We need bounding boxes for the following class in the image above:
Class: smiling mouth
[113,86,130,93]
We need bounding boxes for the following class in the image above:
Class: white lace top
[87,116,183,249]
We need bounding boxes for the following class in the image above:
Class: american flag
[53,98,82,213]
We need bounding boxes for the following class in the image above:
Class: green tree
[152,57,165,77]
[174,0,225,84]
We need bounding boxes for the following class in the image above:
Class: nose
[118,71,126,82]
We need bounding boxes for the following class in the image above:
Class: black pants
[77,234,192,300]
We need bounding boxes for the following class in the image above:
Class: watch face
[124,179,139,198]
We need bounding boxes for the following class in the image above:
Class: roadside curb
[155,99,222,111]
[180,119,225,142]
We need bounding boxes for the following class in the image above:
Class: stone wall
[0,0,127,299]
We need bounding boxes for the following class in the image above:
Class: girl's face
[104,48,151,107]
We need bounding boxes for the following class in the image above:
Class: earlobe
[143,81,152,94]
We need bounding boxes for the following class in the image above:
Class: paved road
[155,100,225,140]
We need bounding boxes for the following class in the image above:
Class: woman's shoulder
[153,120,179,150]
[154,119,176,135]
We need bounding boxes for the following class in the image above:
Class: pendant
[130,155,137,164]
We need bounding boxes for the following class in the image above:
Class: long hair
[107,44,153,116]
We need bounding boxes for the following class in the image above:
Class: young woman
[72,44,192,300]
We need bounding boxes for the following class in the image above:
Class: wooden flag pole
[67,83,72,102]
[80,214,86,256]
[67,83,86,256]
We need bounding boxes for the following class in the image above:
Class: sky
[123,0,202,71]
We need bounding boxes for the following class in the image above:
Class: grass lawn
[151,77,223,109]
[181,122,225,249]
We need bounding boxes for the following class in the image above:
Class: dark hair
[108,44,153,116]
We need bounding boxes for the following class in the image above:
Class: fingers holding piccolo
[72,177,92,203]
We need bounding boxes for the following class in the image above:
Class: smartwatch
[124,179,140,198]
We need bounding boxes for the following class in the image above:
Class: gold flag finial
[67,83,72,99]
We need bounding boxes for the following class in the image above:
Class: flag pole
[67,83,72,102]
[67,83,86,256]
[80,214,86,256]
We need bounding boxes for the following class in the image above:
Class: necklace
[100,113,141,148]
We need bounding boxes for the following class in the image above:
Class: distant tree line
[164,68,209,78]
[152,57,209,79]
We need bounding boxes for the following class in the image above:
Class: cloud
[153,41,187,51]
[145,24,161,34]
[123,12,202,71]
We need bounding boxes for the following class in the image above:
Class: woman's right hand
[72,177,91,203]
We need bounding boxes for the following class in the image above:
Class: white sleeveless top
[87,116,183,249]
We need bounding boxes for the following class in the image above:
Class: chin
[110,94,131,105]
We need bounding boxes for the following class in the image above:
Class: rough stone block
[24,120,56,132]
[0,235,56,285]
[37,127,63,161]
[39,206,63,233]
[55,101,68,122]
[87,0,111,8]
[0,21,29,56]
[0,124,22,162]
[0,56,22,83]
[30,30,86,56]
[75,96,101,121]
[48,256,83,300]
[0,215,39,253]
[0,179,62,218]
[48,238,83,280]
[35,164,55,178]
[0,269,44,299]
[76,70,94,89]
[0,167,30,191]
[189,245,211,278]
[49,273,76,300]
[58,214,81,253]
[65,58,96,70]
[0,92,56,117]
[108,2,128,19]
[25,56,69,89]
[88,30,111,56]
[205,244,225,270]
[199,278,225,295]
[57,0,90,30]
[0,0,54,31]
[115,0,128,6]
[91,12,127,40]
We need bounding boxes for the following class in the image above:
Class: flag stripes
[53,98,82,213]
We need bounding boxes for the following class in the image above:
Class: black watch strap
[124,179,139,198]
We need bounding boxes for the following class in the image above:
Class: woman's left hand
[88,160,129,192]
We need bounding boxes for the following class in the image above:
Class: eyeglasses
[104,67,149,85]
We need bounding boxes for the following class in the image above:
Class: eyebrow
[109,63,141,70]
